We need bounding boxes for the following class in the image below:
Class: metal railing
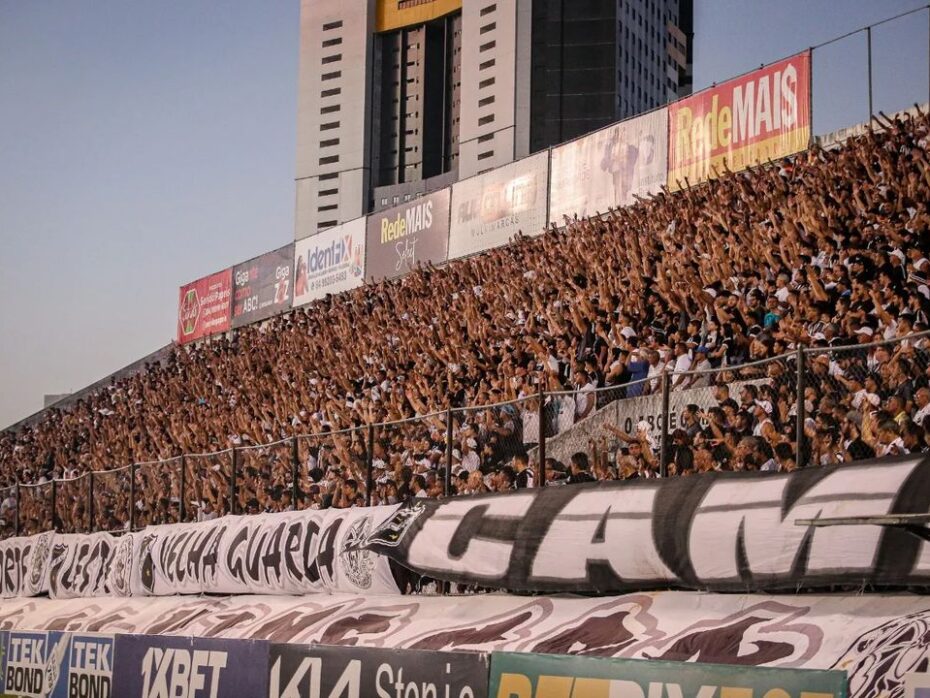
[2,331,927,539]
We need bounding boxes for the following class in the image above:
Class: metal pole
[14,483,20,537]
[51,480,58,532]
[659,370,671,477]
[291,436,300,510]
[129,463,136,531]
[796,346,807,468]
[365,426,375,507]
[445,409,454,497]
[537,380,547,487]
[178,456,186,523]
[866,26,873,122]
[88,472,95,534]
[230,448,239,516]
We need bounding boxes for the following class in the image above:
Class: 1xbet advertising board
[268,643,488,698]
[177,269,232,344]
[489,651,847,698]
[0,631,114,698]
[365,189,451,282]
[449,152,549,260]
[293,218,366,306]
[231,245,294,328]
[112,634,268,698]
[667,51,811,189]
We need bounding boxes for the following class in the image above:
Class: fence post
[796,345,807,468]
[866,26,873,121]
[230,448,239,516]
[51,479,58,532]
[88,472,95,534]
[445,409,454,497]
[178,456,186,523]
[14,483,20,537]
[291,436,300,510]
[659,370,671,477]
[537,380,547,487]
[129,463,136,531]
[365,426,375,507]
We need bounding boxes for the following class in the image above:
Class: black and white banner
[0,532,53,598]
[48,532,134,599]
[133,506,399,597]
[360,456,930,593]
[268,644,489,698]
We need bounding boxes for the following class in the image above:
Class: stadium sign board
[177,269,232,344]
[548,108,667,225]
[488,651,846,698]
[268,644,489,698]
[361,456,930,593]
[449,152,550,260]
[292,218,366,306]
[365,189,451,282]
[231,245,294,328]
[668,51,811,189]
[0,631,114,698]
[112,634,268,698]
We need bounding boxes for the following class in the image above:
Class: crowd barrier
[0,629,851,698]
[2,330,926,541]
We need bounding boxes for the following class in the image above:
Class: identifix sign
[177,269,232,344]
[489,652,847,698]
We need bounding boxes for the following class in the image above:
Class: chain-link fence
[93,466,132,533]
[5,331,930,535]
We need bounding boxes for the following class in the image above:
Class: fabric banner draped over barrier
[0,592,927,698]
[361,456,930,594]
[4,507,399,600]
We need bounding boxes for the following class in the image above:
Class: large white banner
[449,152,550,259]
[0,532,53,598]
[549,108,668,225]
[293,218,366,306]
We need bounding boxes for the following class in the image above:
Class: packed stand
[3,110,930,533]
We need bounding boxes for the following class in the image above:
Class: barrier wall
[0,629,863,698]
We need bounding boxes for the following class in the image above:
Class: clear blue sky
[0,0,928,428]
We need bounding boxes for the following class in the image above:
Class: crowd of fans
[3,109,930,536]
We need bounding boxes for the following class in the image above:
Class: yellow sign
[376,0,462,32]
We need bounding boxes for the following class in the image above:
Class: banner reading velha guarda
[667,51,811,190]
[489,652,847,698]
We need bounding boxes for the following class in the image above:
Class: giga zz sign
[113,635,269,698]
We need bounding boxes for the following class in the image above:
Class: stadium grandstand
[2,4,930,698]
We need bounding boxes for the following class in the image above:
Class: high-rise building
[294,0,693,240]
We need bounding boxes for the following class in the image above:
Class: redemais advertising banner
[668,51,811,189]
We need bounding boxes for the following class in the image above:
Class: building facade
[295,0,693,240]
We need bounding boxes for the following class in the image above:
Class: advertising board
[231,245,294,327]
[177,270,232,344]
[365,189,450,282]
[449,152,549,259]
[549,108,667,225]
[268,644,488,698]
[667,51,811,189]
[293,219,366,305]
[488,651,847,698]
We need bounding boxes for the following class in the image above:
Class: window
[322,37,342,48]
[477,150,495,160]
[480,4,496,15]
[478,114,495,126]
[320,121,340,131]
[478,95,495,107]
[480,41,496,52]
[319,138,340,148]
[479,77,495,89]
[322,20,343,31]
[321,87,341,98]
[320,188,339,197]
[480,22,496,34]
[320,104,341,114]
[321,71,342,81]
[319,155,340,165]
[321,54,342,64]
[479,59,495,70]
[317,204,338,212]
[319,172,338,181]
[477,133,494,143]
[319,220,338,229]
